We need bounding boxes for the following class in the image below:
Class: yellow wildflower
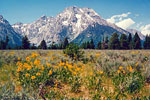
[64,66,67,69]
[31,76,36,80]
[27,65,32,70]
[55,66,58,69]
[16,73,19,77]
[96,53,100,57]
[31,53,38,58]
[36,73,41,76]
[17,67,21,72]
[46,63,50,67]
[135,62,138,67]
[10,51,15,55]
[49,70,52,75]
[17,57,21,61]
[26,57,30,62]
[25,73,29,77]
[76,67,80,71]
[99,71,103,74]
[41,65,44,70]
[122,70,125,74]
[73,71,77,75]
[129,65,133,72]
[90,72,93,76]
[119,66,123,70]
[117,70,120,74]
[34,59,40,66]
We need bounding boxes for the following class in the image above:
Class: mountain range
[0,6,145,47]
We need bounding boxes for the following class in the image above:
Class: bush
[63,43,84,61]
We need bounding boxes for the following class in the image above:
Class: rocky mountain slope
[0,15,22,47]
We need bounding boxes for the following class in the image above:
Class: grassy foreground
[0,50,150,100]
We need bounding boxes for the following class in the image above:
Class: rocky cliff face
[0,15,22,47]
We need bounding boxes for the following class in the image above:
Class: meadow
[0,50,150,100]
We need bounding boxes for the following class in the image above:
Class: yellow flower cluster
[127,64,133,72]
[130,51,139,54]
[34,59,41,66]
[31,76,36,80]
[49,70,52,75]
[36,72,41,76]
[26,57,30,62]
[31,52,38,58]
[57,61,84,75]
[117,66,125,74]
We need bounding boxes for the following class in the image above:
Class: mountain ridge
[0,6,144,47]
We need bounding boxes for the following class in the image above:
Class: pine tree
[0,40,5,49]
[80,42,87,49]
[104,36,109,49]
[87,41,90,49]
[31,44,37,49]
[50,42,57,49]
[108,32,120,49]
[90,39,95,49]
[38,39,47,49]
[144,35,150,49]
[97,41,102,49]
[63,37,69,49]
[22,35,30,49]
[5,35,9,49]
[132,32,141,49]
[120,34,128,49]
[102,36,109,49]
[0,36,9,49]
[127,33,132,49]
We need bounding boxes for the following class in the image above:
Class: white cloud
[106,12,135,29]
[116,18,135,29]
[106,12,131,23]
[140,24,150,35]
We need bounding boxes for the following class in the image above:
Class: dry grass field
[0,50,150,100]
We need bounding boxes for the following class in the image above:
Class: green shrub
[63,43,84,61]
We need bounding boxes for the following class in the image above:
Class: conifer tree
[120,34,128,49]
[87,41,90,49]
[108,32,120,49]
[80,42,87,49]
[144,35,150,49]
[90,39,95,49]
[22,35,30,49]
[63,37,69,49]
[0,40,5,49]
[104,36,109,49]
[31,44,37,49]
[5,35,9,49]
[97,41,102,49]
[127,33,133,49]
[38,39,47,49]
[102,36,109,49]
[132,32,141,49]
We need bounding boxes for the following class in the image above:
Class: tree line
[0,32,150,50]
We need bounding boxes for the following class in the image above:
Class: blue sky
[0,0,150,35]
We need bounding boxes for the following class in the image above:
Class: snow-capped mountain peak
[12,6,132,46]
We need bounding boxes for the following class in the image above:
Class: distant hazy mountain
[0,15,22,47]
[12,6,131,45]
[126,29,145,40]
